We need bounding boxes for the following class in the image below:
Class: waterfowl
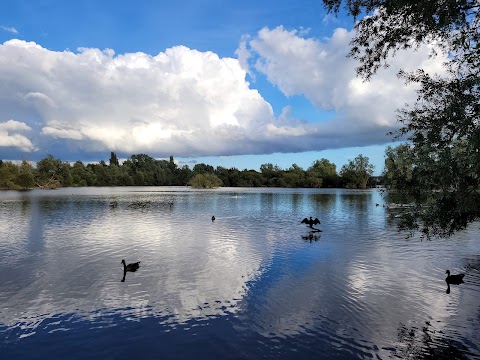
[301,217,320,228]
[121,259,141,272]
[445,270,465,284]
[211,216,215,221]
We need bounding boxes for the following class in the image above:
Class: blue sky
[0,1,445,174]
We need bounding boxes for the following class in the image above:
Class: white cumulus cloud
[0,31,447,160]
[0,119,35,151]
[0,39,280,158]
[243,26,448,148]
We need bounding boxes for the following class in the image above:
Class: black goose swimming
[121,259,141,272]
[445,270,465,284]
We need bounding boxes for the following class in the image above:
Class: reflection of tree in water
[311,193,336,211]
[461,254,480,274]
[341,193,371,210]
[392,321,474,359]
[290,193,302,208]
[127,200,153,210]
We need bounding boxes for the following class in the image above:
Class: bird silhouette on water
[301,217,322,231]
[445,270,464,284]
[121,259,141,282]
[122,259,141,271]
[445,269,465,294]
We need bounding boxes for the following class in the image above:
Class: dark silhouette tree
[109,152,119,167]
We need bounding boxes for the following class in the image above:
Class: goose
[445,270,465,284]
[121,259,141,272]
[211,216,215,221]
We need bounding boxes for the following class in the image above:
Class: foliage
[193,163,215,174]
[188,173,223,189]
[324,0,480,237]
[0,152,379,190]
[306,158,339,187]
[237,170,265,187]
[340,155,375,189]
[16,160,35,189]
[109,151,119,167]
[322,0,480,79]
[0,161,21,189]
[279,164,306,188]
[260,163,283,187]
[36,155,63,189]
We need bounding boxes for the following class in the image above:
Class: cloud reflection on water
[0,187,479,358]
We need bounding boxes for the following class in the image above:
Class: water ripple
[0,187,479,359]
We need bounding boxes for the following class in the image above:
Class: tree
[279,164,306,188]
[93,161,110,186]
[0,161,20,189]
[109,152,120,167]
[340,155,374,189]
[306,159,339,188]
[215,166,231,187]
[15,160,35,189]
[382,144,415,203]
[324,0,480,237]
[168,155,177,174]
[238,169,264,187]
[260,163,282,187]
[36,155,63,188]
[60,162,73,187]
[188,173,223,189]
[176,165,192,186]
[71,161,88,186]
[193,163,215,174]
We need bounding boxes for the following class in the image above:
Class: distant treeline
[0,152,381,190]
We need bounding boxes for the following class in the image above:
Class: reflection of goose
[122,259,141,272]
[301,217,321,228]
[445,270,464,284]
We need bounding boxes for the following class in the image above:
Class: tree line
[0,152,378,190]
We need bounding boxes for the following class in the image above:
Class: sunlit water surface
[0,187,479,359]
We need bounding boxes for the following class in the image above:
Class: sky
[0,0,447,175]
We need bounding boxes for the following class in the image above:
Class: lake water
[0,187,479,359]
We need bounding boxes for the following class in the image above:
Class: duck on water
[445,270,465,284]
[445,269,465,294]
[122,259,141,272]
[121,259,141,282]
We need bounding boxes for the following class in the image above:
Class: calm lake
[1,187,479,359]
